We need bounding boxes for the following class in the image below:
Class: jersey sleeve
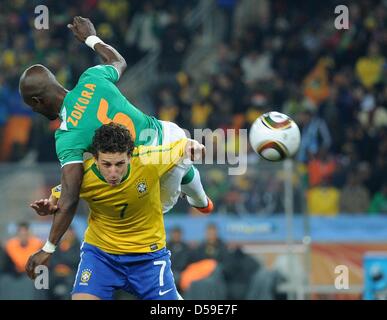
[55,129,86,167]
[136,139,188,177]
[51,159,92,199]
[51,184,62,199]
[80,64,120,83]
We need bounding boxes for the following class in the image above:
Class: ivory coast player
[19,16,213,274]
[29,123,205,299]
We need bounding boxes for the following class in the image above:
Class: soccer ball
[249,111,301,161]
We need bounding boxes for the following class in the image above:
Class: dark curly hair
[91,122,135,157]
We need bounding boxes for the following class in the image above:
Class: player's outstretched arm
[25,163,83,279]
[67,16,127,77]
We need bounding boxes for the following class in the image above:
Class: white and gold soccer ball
[249,111,301,161]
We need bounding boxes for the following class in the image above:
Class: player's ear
[32,96,43,105]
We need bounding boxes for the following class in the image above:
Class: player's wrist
[85,35,104,50]
[42,240,57,254]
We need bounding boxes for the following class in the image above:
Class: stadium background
[0,0,387,300]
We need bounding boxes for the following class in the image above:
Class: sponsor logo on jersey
[136,179,148,198]
[80,269,92,285]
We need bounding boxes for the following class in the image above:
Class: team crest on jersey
[136,179,148,197]
[80,269,92,285]
[54,185,62,193]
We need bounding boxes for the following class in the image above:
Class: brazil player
[19,17,212,272]
[28,123,204,299]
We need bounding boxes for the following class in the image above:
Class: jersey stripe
[132,146,174,157]
[61,160,84,168]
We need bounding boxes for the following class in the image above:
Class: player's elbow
[110,57,127,78]
[120,55,127,69]
[117,57,127,76]
[100,44,127,75]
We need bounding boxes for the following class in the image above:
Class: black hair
[91,122,135,157]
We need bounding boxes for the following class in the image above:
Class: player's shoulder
[54,128,68,145]
[55,126,79,144]
[83,158,95,172]
[134,140,187,157]
[132,145,155,156]
[79,64,120,82]
[80,64,104,77]
[133,140,186,155]
[80,158,98,187]
[130,145,158,168]
[131,144,165,161]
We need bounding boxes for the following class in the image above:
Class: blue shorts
[71,242,180,300]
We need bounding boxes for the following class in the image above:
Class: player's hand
[25,250,52,280]
[67,16,96,42]
[186,139,206,161]
[30,199,58,216]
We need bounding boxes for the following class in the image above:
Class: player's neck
[53,86,68,113]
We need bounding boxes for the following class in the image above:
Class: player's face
[96,152,130,186]
[24,95,58,120]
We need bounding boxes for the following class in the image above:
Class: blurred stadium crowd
[1,0,386,217]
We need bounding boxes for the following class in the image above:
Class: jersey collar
[58,92,70,121]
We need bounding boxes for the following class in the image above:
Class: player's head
[91,122,135,186]
[19,64,66,120]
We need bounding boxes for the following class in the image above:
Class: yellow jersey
[52,139,188,254]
